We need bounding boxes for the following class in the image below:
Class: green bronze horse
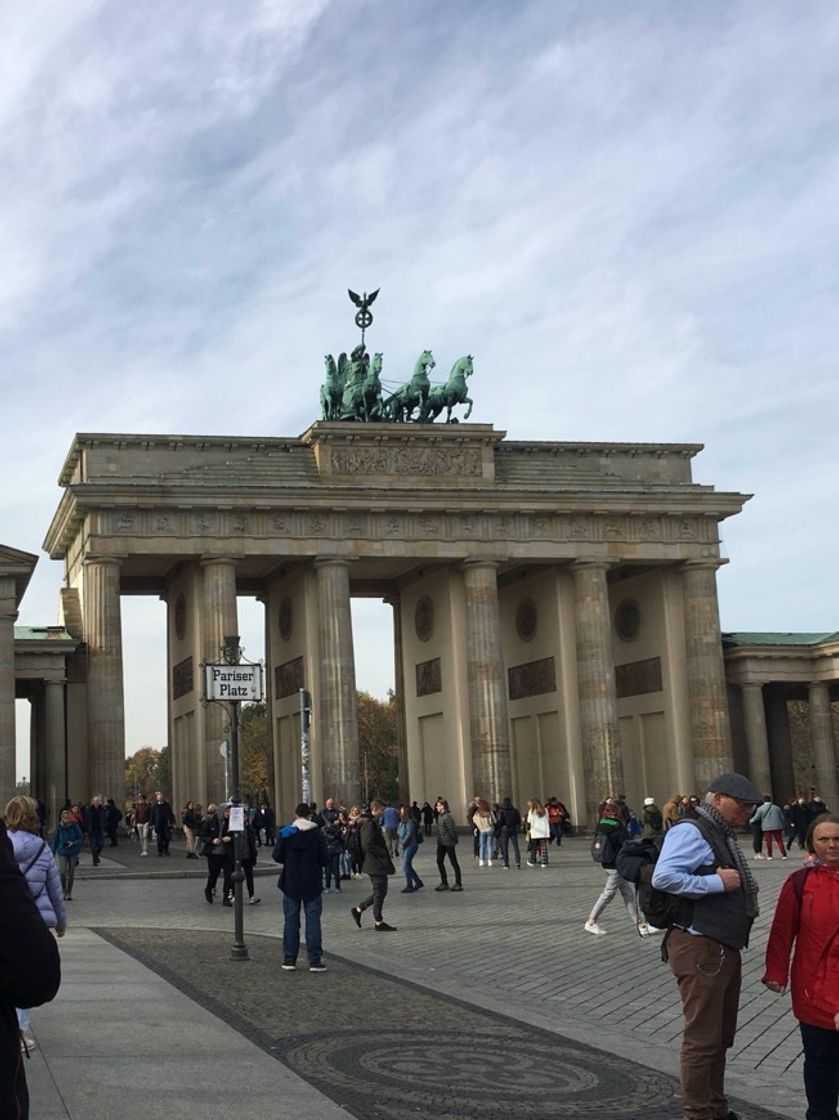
[419,355,474,423]
[320,355,343,421]
[382,350,435,422]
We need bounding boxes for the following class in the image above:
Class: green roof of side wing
[722,632,839,648]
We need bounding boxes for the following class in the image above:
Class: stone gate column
[200,557,239,801]
[573,562,623,818]
[809,681,839,812]
[682,560,733,791]
[463,560,511,804]
[0,576,17,807]
[741,683,772,797]
[44,676,67,823]
[384,592,410,806]
[315,559,359,806]
[83,557,125,799]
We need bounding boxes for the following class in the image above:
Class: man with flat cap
[651,772,763,1120]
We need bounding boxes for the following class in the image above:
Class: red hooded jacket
[763,864,839,1030]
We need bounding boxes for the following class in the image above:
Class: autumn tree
[124,746,170,802]
[357,690,399,803]
[240,701,272,802]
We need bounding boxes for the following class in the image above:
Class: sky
[5,1,838,776]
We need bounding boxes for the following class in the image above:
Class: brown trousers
[667,928,741,1120]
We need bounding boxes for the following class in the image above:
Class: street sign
[229,806,245,832]
[204,662,264,702]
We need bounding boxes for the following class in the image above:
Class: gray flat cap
[707,772,763,804]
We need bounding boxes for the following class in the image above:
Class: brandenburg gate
[42,417,748,823]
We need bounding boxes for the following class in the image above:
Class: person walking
[50,808,83,900]
[4,796,67,1054]
[350,800,397,930]
[585,799,649,937]
[150,791,175,856]
[750,795,788,860]
[104,798,121,847]
[763,813,839,1120]
[642,797,664,840]
[181,801,200,859]
[788,795,813,851]
[380,802,400,859]
[241,815,261,905]
[421,801,434,836]
[273,803,328,971]
[322,813,344,893]
[546,797,569,846]
[397,804,424,893]
[651,772,763,1120]
[84,795,107,866]
[201,804,234,905]
[434,798,463,891]
[133,794,151,856]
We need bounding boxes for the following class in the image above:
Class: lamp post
[202,636,263,963]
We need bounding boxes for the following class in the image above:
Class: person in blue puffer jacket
[4,795,67,1052]
[51,808,84,900]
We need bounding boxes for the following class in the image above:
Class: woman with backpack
[585,799,652,937]
[764,813,839,1120]
[5,795,67,1052]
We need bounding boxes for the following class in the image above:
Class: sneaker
[281,960,297,971]
[309,962,328,972]
[434,883,449,891]
[222,897,233,907]
[487,860,493,867]
[478,859,485,867]
[249,897,261,905]
[526,860,536,867]
[20,1031,36,1052]
[782,856,789,860]
[584,921,606,936]
[414,880,424,890]
[350,906,362,928]
[766,856,773,860]
[638,923,652,937]
[645,923,666,934]
[374,921,397,931]
[451,883,463,892]
[204,887,214,904]
[401,887,415,893]
[140,851,147,857]
[753,853,764,860]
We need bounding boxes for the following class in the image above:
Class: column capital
[571,559,613,573]
[462,558,500,573]
[43,675,68,687]
[741,681,765,694]
[681,558,725,573]
[199,555,241,569]
[313,556,356,570]
[82,555,126,568]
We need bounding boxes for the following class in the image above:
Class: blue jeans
[800,1022,839,1119]
[282,893,323,965]
[402,843,422,887]
[478,832,493,861]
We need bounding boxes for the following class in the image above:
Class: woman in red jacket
[763,813,839,1120]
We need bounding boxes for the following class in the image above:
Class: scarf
[695,803,760,919]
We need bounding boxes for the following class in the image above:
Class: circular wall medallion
[615,598,641,642]
[415,596,434,642]
[279,596,293,642]
[516,598,538,642]
[174,594,186,641]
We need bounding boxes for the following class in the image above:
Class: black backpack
[591,827,623,867]
[615,816,732,930]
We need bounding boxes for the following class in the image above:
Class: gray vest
[673,814,753,950]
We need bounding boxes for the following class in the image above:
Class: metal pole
[299,688,311,805]
[224,635,248,962]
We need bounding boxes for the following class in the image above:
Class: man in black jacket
[350,800,397,931]
[150,791,176,856]
[0,819,61,1119]
[273,805,329,971]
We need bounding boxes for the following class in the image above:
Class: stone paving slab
[29,835,805,1119]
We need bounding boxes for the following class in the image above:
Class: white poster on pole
[229,806,245,832]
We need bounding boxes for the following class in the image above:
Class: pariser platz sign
[203,663,264,702]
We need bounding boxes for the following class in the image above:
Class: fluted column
[463,561,511,803]
[0,577,17,808]
[200,558,239,801]
[315,559,359,806]
[682,560,733,791]
[385,593,410,806]
[83,558,125,799]
[809,682,839,812]
[573,562,623,818]
[741,683,772,797]
[44,677,67,824]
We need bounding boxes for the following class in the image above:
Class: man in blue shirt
[651,772,762,1120]
[380,803,400,858]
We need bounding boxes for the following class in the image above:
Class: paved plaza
[25,834,802,1119]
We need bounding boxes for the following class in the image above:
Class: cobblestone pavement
[50,835,803,1119]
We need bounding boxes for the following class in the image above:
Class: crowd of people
[5,776,839,1119]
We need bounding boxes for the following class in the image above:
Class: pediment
[0,543,38,606]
